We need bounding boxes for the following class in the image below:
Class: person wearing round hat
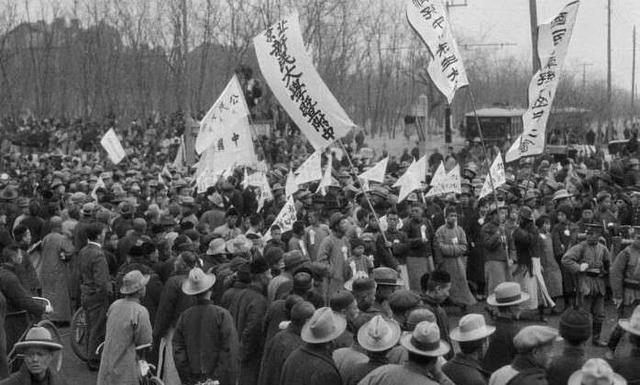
[97,270,152,385]
[203,238,229,268]
[562,223,611,347]
[1,326,65,385]
[365,267,404,318]
[359,321,452,385]
[173,268,239,385]
[568,359,626,385]
[442,313,495,385]
[609,304,640,381]
[280,307,346,385]
[482,281,529,373]
[489,325,559,385]
[258,301,315,385]
[547,308,592,385]
[267,250,309,302]
[341,315,401,385]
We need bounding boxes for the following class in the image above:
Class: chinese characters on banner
[479,152,507,199]
[406,0,469,104]
[100,128,126,164]
[253,14,356,150]
[425,163,462,197]
[263,197,297,241]
[195,75,250,154]
[506,1,580,162]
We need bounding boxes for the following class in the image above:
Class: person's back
[281,344,342,385]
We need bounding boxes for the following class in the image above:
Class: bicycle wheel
[69,307,89,362]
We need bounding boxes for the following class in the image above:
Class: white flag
[479,153,507,199]
[359,157,388,184]
[196,168,222,193]
[90,176,105,201]
[425,162,461,197]
[263,197,297,241]
[406,0,469,104]
[173,136,186,169]
[257,174,274,212]
[285,171,298,198]
[195,75,250,154]
[294,150,323,185]
[396,156,427,202]
[100,128,126,165]
[506,1,580,162]
[316,155,334,196]
[254,14,356,150]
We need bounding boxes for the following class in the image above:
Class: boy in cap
[562,223,611,346]
[489,325,559,385]
[173,268,239,385]
[97,270,152,385]
[547,308,592,385]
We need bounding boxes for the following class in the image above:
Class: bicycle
[7,297,62,373]
[69,306,89,362]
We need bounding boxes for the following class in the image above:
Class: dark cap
[250,257,269,275]
[559,308,592,342]
[329,290,355,312]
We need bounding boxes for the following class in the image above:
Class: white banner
[479,152,506,199]
[256,173,274,212]
[195,75,250,155]
[254,14,356,150]
[406,0,469,104]
[173,136,186,169]
[285,171,298,198]
[359,157,388,184]
[395,156,427,202]
[100,128,126,164]
[264,197,297,241]
[506,1,580,162]
[316,155,335,196]
[295,150,323,185]
[426,163,461,197]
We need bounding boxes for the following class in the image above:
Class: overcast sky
[447,0,639,91]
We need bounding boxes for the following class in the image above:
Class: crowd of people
[2,121,640,385]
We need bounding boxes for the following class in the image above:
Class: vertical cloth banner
[254,13,356,150]
[263,197,297,241]
[173,136,186,169]
[358,157,389,184]
[195,75,251,154]
[294,150,323,185]
[426,163,462,197]
[316,155,334,196]
[506,1,580,162]
[406,0,469,104]
[100,128,126,165]
[285,171,298,198]
[394,156,427,202]
[479,152,507,199]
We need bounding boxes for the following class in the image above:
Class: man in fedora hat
[359,321,453,385]
[97,270,152,385]
[280,307,345,385]
[0,326,66,385]
[570,359,625,385]
[610,304,640,382]
[173,268,239,385]
[482,281,529,373]
[363,267,404,318]
[489,325,559,385]
[258,301,315,385]
[341,315,401,385]
[562,223,611,347]
[443,314,495,385]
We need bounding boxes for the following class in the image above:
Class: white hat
[568,359,626,385]
[400,321,450,357]
[487,282,530,307]
[301,307,347,344]
[120,270,150,295]
[618,304,640,336]
[450,313,496,342]
[357,315,401,352]
[181,267,216,296]
[14,327,63,352]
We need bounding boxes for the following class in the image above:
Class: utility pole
[633,26,636,110]
[529,0,539,74]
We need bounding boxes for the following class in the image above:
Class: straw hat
[487,282,530,307]
[301,307,347,344]
[400,321,450,357]
[357,315,401,352]
[618,304,640,336]
[225,235,253,254]
[206,238,227,256]
[568,359,626,385]
[14,326,63,352]
[120,270,150,295]
[181,267,216,296]
[450,313,495,342]
[552,189,573,201]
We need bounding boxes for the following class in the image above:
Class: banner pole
[466,90,499,205]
